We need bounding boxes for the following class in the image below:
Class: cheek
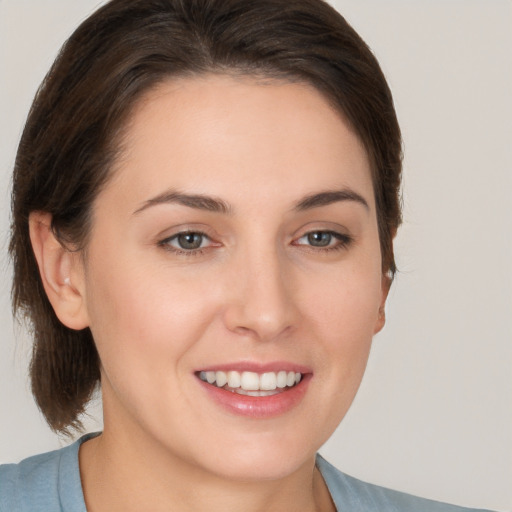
[82,252,220,381]
[307,261,382,339]
[304,261,382,392]
[309,276,380,431]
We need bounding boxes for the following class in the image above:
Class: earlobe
[29,212,89,330]
[373,273,391,335]
[374,305,386,334]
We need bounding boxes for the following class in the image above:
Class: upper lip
[195,361,312,374]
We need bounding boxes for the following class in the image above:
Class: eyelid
[155,223,353,256]
[292,228,354,252]
[160,231,210,248]
[155,223,215,242]
[157,225,221,255]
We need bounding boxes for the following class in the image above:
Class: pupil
[308,232,331,247]
[178,233,202,249]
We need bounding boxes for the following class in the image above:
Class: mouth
[197,370,302,396]
[195,366,310,418]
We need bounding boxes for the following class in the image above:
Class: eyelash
[293,230,353,253]
[158,231,213,257]
[158,230,353,256]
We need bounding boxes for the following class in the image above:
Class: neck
[79,426,334,512]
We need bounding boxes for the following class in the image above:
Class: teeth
[216,371,227,387]
[234,388,279,396]
[260,372,277,390]
[276,371,287,388]
[199,370,303,391]
[241,371,260,390]
[227,371,241,388]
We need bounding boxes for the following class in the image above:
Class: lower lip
[198,375,311,418]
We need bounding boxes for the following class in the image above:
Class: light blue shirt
[0,434,495,511]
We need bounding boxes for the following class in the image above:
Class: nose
[222,246,299,342]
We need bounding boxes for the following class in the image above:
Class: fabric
[0,434,495,512]
[0,434,93,512]
[316,455,494,512]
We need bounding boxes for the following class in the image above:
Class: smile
[196,363,311,418]
[198,370,302,396]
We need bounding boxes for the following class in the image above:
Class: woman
[0,1,500,511]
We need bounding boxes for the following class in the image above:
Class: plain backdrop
[0,1,510,511]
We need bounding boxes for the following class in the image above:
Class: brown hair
[10,0,402,434]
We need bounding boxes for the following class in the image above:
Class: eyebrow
[133,190,231,215]
[294,189,369,211]
[133,187,369,216]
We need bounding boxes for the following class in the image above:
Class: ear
[373,273,392,335]
[29,212,90,330]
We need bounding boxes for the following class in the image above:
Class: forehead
[105,74,374,212]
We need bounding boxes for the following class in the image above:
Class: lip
[195,362,312,418]
[195,361,312,374]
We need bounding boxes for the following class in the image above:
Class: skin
[30,75,388,512]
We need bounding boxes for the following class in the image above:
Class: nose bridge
[223,238,297,341]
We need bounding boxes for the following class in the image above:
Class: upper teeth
[199,370,302,391]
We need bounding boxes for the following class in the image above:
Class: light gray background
[0,1,510,511]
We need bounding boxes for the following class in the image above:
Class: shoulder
[0,434,95,512]
[316,455,496,512]
[0,447,65,512]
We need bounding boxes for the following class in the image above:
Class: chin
[204,451,313,483]
[185,429,323,483]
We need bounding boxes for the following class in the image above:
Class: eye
[294,230,352,251]
[305,231,334,247]
[159,231,212,252]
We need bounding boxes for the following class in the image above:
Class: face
[77,75,386,481]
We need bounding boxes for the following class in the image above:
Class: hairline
[81,68,379,246]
